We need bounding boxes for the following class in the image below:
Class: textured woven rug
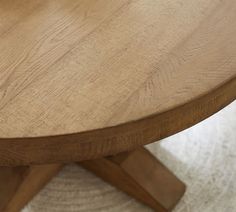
[23,102,236,212]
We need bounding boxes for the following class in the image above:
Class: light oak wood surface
[0,0,235,165]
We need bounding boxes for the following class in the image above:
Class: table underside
[0,147,185,212]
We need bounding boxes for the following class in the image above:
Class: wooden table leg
[0,148,185,212]
[79,147,186,212]
[0,164,62,212]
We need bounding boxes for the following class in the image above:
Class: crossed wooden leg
[0,164,62,212]
[80,147,186,211]
[0,147,185,212]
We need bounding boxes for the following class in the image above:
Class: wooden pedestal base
[80,148,186,211]
[0,148,185,212]
[0,165,63,212]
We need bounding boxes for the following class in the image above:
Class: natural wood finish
[80,148,186,211]
[0,0,236,165]
[0,77,235,166]
[0,164,62,212]
[1,1,234,210]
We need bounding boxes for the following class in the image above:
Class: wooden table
[0,1,236,211]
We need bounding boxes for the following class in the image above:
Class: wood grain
[80,148,186,211]
[0,0,235,165]
[0,164,62,212]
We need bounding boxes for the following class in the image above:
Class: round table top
[0,0,236,165]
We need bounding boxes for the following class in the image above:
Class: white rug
[23,101,236,212]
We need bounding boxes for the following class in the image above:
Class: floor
[23,101,236,212]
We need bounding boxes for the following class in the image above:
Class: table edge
[0,76,235,165]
